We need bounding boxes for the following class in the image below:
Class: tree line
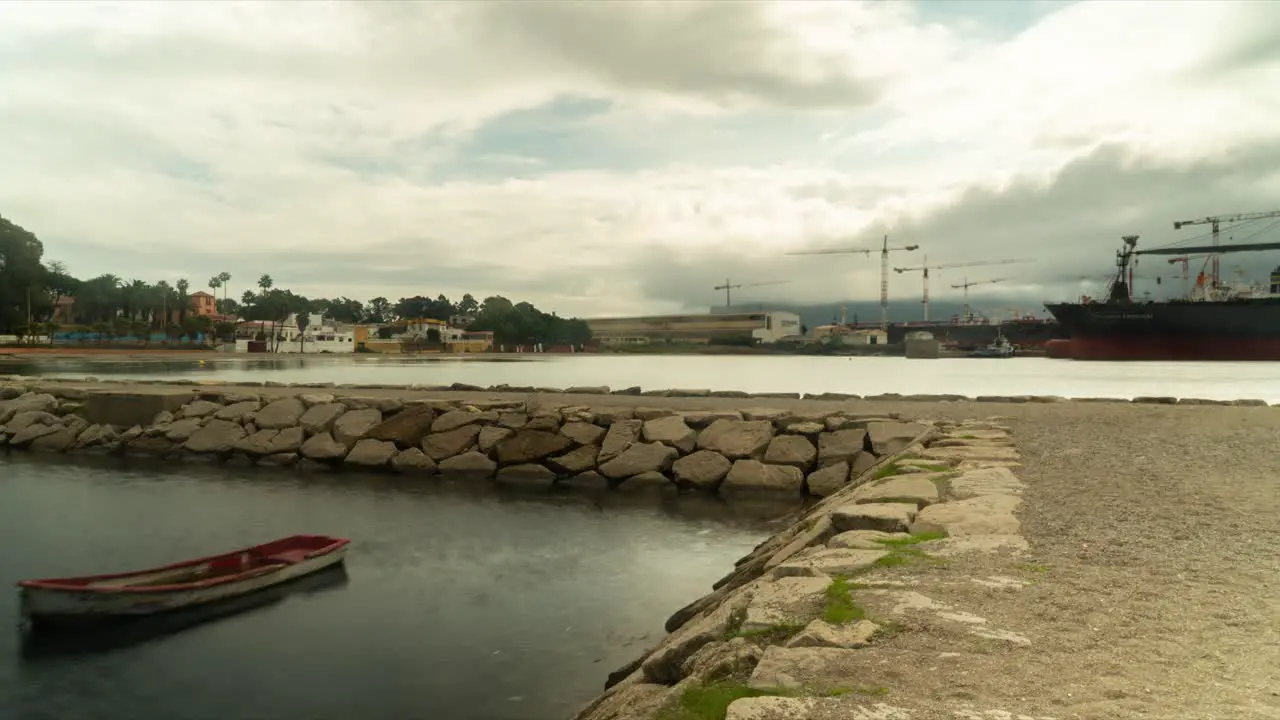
[1,213,592,347]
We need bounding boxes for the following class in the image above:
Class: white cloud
[1,0,1279,320]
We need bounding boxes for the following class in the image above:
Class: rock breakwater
[573,417,1042,720]
[0,381,928,498]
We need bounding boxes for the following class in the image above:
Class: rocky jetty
[0,383,929,498]
[571,418,1035,720]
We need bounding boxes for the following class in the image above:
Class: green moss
[874,531,947,547]
[873,543,948,569]
[871,462,906,480]
[822,575,866,624]
[662,681,776,720]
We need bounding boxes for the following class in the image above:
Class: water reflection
[20,565,351,661]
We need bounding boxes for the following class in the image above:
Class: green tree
[296,311,310,353]
[176,278,190,323]
[365,296,390,323]
[0,214,46,333]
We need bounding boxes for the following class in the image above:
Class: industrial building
[586,311,803,345]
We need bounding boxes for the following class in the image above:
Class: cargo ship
[1043,231,1280,361]
[882,314,1065,351]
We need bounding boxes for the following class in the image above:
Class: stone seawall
[572,419,1033,720]
[0,379,928,498]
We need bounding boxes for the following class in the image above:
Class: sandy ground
[785,401,1280,720]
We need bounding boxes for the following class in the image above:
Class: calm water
[0,455,772,720]
[4,353,1280,402]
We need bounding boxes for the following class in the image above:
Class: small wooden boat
[18,534,349,627]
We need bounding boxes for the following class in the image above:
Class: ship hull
[1043,299,1280,361]
[885,320,1063,349]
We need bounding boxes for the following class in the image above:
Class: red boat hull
[1046,337,1280,361]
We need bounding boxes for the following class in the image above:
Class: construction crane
[712,278,790,308]
[1166,255,1212,297]
[949,277,1009,320]
[1172,210,1280,289]
[893,257,1034,321]
[785,235,920,330]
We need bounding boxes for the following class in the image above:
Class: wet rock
[260,453,298,467]
[642,415,697,453]
[561,421,606,446]
[432,409,497,433]
[333,407,382,448]
[365,405,436,449]
[680,638,762,684]
[0,393,57,423]
[831,502,918,533]
[300,431,348,461]
[126,435,178,457]
[214,400,259,422]
[598,418,643,463]
[562,470,608,488]
[672,449,732,490]
[721,460,804,495]
[179,400,222,419]
[391,447,437,475]
[805,461,849,497]
[438,451,497,480]
[851,475,940,508]
[696,419,774,459]
[422,424,482,461]
[817,429,867,466]
[255,398,307,430]
[75,424,116,448]
[299,403,346,435]
[496,429,573,465]
[344,438,397,468]
[185,419,247,454]
[547,445,599,475]
[641,591,753,684]
[599,442,678,479]
[866,421,928,456]
[236,426,305,456]
[496,463,556,485]
[617,470,674,490]
[152,410,175,426]
[763,435,816,470]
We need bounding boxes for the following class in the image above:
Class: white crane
[894,257,1034,321]
[786,235,920,330]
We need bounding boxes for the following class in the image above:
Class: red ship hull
[1045,337,1280,361]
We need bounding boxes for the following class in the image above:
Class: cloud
[1,0,1279,320]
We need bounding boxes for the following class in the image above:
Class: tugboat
[967,332,1015,358]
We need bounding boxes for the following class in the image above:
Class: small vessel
[968,333,1016,358]
[17,534,349,627]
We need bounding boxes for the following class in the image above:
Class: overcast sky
[3,0,1279,318]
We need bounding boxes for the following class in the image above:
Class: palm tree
[257,275,276,352]
[176,278,190,324]
[218,271,231,308]
[296,311,310,353]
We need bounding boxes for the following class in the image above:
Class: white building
[235,313,356,354]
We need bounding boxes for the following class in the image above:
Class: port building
[585,311,803,346]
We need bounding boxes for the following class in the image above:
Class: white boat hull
[20,547,347,623]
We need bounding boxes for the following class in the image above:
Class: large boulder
[696,419,774,459]
[438,451,497,480]
[642,415,697,453]
[721,460,804,495]
[391,447,437,475]
[255,397,307,430]
[344,438,398,468]
[831,502,918,533]
[364,405,436,449]
[495,463,557,485]
[671,450,732,490]
[185,419,247,454]
[28,426,79,453]
[214,400,260,422]
[6,410,58,433]
[432,409,497,433]
[422,424,482,461]
[333,407,382,448]
[598,418,643,463]
[598,442,678,480]
[851,475,939,508]
[300,403,346,435]
[561,421,606,446]
[817,429,867,466]
[547,445,599,475]
[236,426,305,456]
[495,429,572,465]
[300,431,348,461]
[478,426,513,454]
[763,435,816,470]
[178,400,222,419]
[163,417,205,442]
[805,461,849,496]
[0,393,57,424]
